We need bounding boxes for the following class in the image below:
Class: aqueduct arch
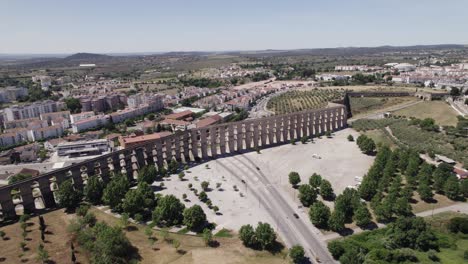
[0,105,347,221]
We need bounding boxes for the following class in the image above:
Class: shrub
[448,217,468,234]
[327,240,345,259]
[289,245,305,263]
[288,172,301,187]
[183,205,207,231]
[427,249,439,261]
[76,204,90,217]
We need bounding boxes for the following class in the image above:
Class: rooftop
[165,110,193,120]
[120,132,172,145]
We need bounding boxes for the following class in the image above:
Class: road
[248,94,276,119]
[215,155,336,264]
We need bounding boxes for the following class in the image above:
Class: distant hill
[64,52,111,61]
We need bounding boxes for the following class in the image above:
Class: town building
[0,86,28,103]
[194,114,222,128]
[3,100,64,121]
[70,111,95,124]
[40,111,71,122]
[118,132,171,149]
[165,110,194,120]
[71,114,110,133]
[3,118,48,129]
[27,125,64,141]
[56,139,110,157]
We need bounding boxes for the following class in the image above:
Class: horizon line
[1,43,467,56]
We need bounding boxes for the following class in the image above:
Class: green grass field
[350,96,416,116]
[363,129,396,149]
[332,212,468,264]
[392,101,459,126]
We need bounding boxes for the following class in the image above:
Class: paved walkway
[322,202,468,241]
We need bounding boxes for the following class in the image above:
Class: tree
[37,244,49,264]
[147,113,155,121]
[64,98,82,113]
[289,172,301,187]
[309,173,322,188]
[183,205,207,231]
[289,245,305,264]
[202,228,213,246]
[201,181,210,191]
[357,135,376,155]
[121,189,144,217]
[309,201,331,229]
[328,240,345,260]
[138,165,158,184]
[83,212,97,227]
[359,170,379,201]
[102,174,130,211]
[56,179,82,211]
[81,222,134,263]
[394,197,412,217]
[418,182,433,202]
[172,239,181,252]
[84,176,104,205]
[328,210,345,232]
[461,180,468,198]
[168,159,179,174]
[298,184,317,207]
[239,224,256,247]
[450,87,461,96]
[360,137,376,154]
[152,195,185,226]
[386,217,437,251]
[199,191,208,201]
[419,118,438,131]
[374,200,393,223]
[76,204,89,217]
[444,176,461,200]
[255,222,277,250]
[347,135,354,142]
[122,182,156,217]
[178,172,185,181]
[433,163,454,193]
[0,230,6,240]
[353,204,372,227]
[334,188,360,223]
[320,179,334,200]
[8,173,32,185]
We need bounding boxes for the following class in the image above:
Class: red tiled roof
[161,118,190,126]
[454,168,468,179]
[17,168,40,177]
[165,110,193,120]
[120,132,171,145]
[195,115,222,128]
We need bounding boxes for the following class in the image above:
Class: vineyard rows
[267,89,344,114]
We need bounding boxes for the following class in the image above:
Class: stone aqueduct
[0,105,347,221]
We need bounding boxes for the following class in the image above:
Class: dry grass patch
[392,100,459,126]
[411,193,457,214]
[90,208,288,264]
[0,209,88,264]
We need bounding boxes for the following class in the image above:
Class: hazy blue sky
[1,0,467,53]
